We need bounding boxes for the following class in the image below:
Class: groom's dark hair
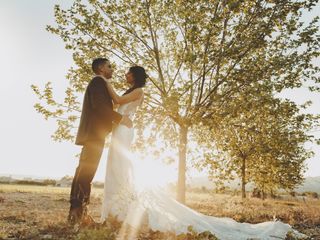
[92,58,108,74]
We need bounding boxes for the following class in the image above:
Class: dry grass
[0,184,105,240]
[0,184,319,239]
[186,192,320,238]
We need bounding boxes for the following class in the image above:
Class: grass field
[0,184,319,239]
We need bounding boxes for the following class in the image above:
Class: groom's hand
[120,115,133,128]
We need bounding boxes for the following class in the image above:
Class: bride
[100,66,304,240]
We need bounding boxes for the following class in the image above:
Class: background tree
[32,0,320,203]
[195,85,318,198]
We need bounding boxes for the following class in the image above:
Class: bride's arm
[113,103,120,110]
[105,81,143,104]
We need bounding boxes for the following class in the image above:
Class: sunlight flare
[131,153,177,191]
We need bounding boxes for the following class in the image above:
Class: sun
[131,153,177,191]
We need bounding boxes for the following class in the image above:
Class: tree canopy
[32,0,320,202]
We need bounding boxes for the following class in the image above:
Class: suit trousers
[70,140,105,208]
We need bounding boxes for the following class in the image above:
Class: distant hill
[188,176,320,194]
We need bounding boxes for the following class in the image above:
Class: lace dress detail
[101,97,142,221]
[100,96,306,240]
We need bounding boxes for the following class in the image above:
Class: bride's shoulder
[133,87,143,93]
[132,88,144,97]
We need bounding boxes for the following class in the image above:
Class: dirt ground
[0,184,319,239]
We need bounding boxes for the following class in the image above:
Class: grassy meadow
[0,184,319,239]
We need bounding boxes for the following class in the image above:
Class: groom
[68,58,132,224]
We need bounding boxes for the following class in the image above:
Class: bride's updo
[123,66,148,95]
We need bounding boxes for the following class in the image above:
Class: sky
[0,1,319,182]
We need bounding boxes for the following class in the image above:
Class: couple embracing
[66,58,304,240]
[68,58,145,224]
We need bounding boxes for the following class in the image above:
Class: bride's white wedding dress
[101,98,305,240]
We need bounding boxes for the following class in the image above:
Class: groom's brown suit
[70,76,122,210]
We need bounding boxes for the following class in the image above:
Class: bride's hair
[123,66,148,95]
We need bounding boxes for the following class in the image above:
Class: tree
[249,101,317,196]
[32,0,320,203]
[195,85,318,198]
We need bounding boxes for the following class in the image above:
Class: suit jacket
[75,76,122,145]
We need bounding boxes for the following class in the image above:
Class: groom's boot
[67,205,83,225]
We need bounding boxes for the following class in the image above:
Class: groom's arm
[89,78,122,124]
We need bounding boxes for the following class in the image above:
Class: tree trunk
[241,157,246,199]
[177,126,188,204]
[262,190,266,200]
[262,184,266,200]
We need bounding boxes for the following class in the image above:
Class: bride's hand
[104,78,111,85]
[103,78,113,90]
[105,80,115,90]
[104,80,121,104]
[120,115,133,128]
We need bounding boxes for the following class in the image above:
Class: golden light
[114,152,177,240]
[131,153,177,191]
